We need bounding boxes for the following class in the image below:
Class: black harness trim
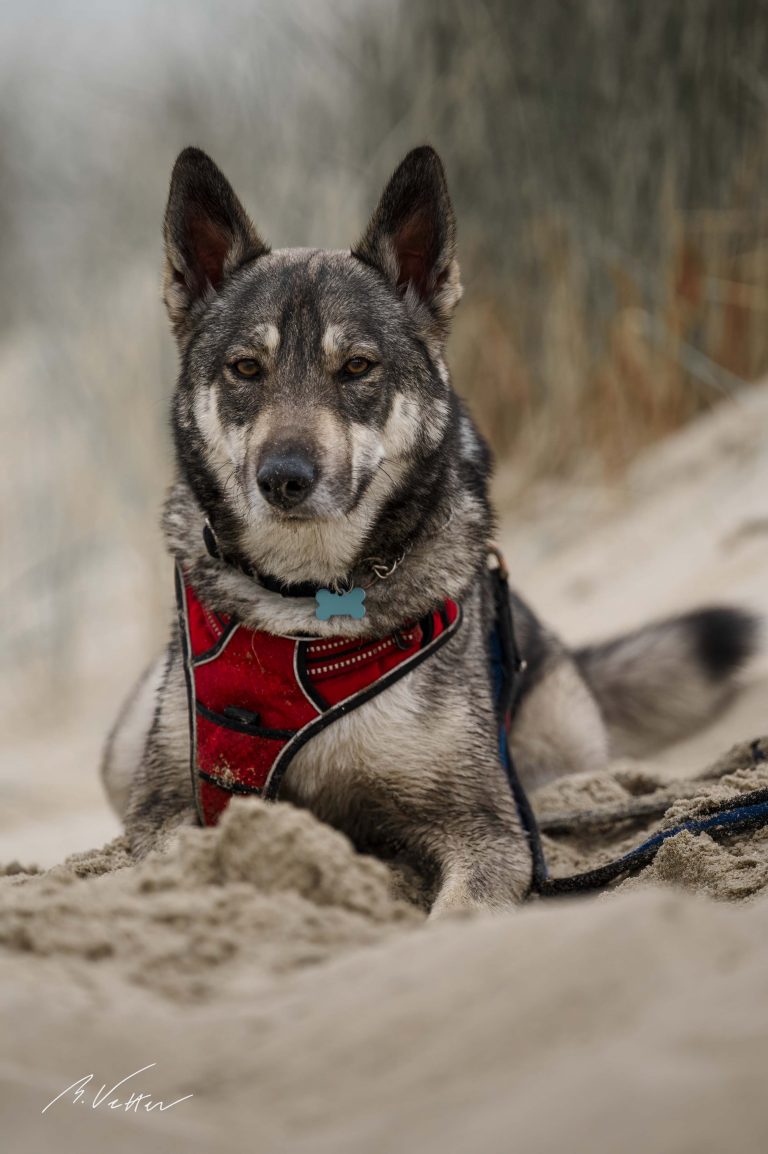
[294,640,331,713]
[191,620,241,666]
[175,561,205,826]
[198,769,264,797]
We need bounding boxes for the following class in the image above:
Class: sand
[2,387,768,1153]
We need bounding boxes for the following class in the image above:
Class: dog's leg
[428,824,531,920]
[430,861,514,919]
[125,801,198,860]
[509,655,610,791]
[121,640,200,858]
[123,739,199,859]
[420,766,532,919]
[101,654,167,818]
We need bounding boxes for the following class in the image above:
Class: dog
[102,145,757,916]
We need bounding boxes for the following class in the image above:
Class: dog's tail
[574,607,760,757]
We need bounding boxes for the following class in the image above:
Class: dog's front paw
[428,876,518,921]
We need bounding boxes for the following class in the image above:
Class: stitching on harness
[306,627,418,657]
[310,634,415,674]
[202,604,221,637]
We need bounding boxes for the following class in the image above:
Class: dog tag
[315,587,367,621]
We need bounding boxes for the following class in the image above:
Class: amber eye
[231,358,262,379]
[342,356,373,377]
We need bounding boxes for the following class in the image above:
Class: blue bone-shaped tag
[315,587,366,621]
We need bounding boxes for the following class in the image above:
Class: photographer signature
[41,1063,193,1115]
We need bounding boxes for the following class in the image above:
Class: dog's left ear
[353,146,461,337]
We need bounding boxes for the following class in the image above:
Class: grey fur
[102,146,759,916]
[575,608,759,758]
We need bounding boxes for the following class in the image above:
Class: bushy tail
[574,608,760,757]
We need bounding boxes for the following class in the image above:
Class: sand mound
[4,784,768,1153]
[0,800,419,1002]
[5,736,765,1014]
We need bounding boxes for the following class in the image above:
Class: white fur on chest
[283,668,472,806]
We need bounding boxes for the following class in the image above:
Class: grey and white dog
[103,145,756,915]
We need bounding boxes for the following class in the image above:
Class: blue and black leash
[487,549,768,899]
[532,788,768,896]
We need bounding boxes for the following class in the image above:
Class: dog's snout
[257,448,318,510]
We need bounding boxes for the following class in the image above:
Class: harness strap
[488,554,549,893]
[176,562,462,825]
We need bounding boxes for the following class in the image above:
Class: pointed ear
[352,146,461,336]
[163,147,269,338]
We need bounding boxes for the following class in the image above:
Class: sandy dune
[2,387,768,1153]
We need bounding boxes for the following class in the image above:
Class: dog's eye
[231,358,262,379]
[342,356,374,377]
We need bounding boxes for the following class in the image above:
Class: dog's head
[164,146,464,581]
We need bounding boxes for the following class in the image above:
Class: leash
[488,548,768,899]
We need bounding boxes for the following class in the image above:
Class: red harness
[175,564,462,826]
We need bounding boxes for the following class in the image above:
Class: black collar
[203,521,336,600]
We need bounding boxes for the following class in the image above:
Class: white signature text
[42,1063,193,1115]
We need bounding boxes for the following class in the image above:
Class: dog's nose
[257,450,317,510]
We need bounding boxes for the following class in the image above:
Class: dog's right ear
[163,147,269,338]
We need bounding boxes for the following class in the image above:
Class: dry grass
[455,200,768,479]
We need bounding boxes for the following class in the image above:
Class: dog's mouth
[253,491,347,524]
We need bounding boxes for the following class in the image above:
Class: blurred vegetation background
[2,0,768,715]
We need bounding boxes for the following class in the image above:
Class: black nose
[257,450,318,510]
